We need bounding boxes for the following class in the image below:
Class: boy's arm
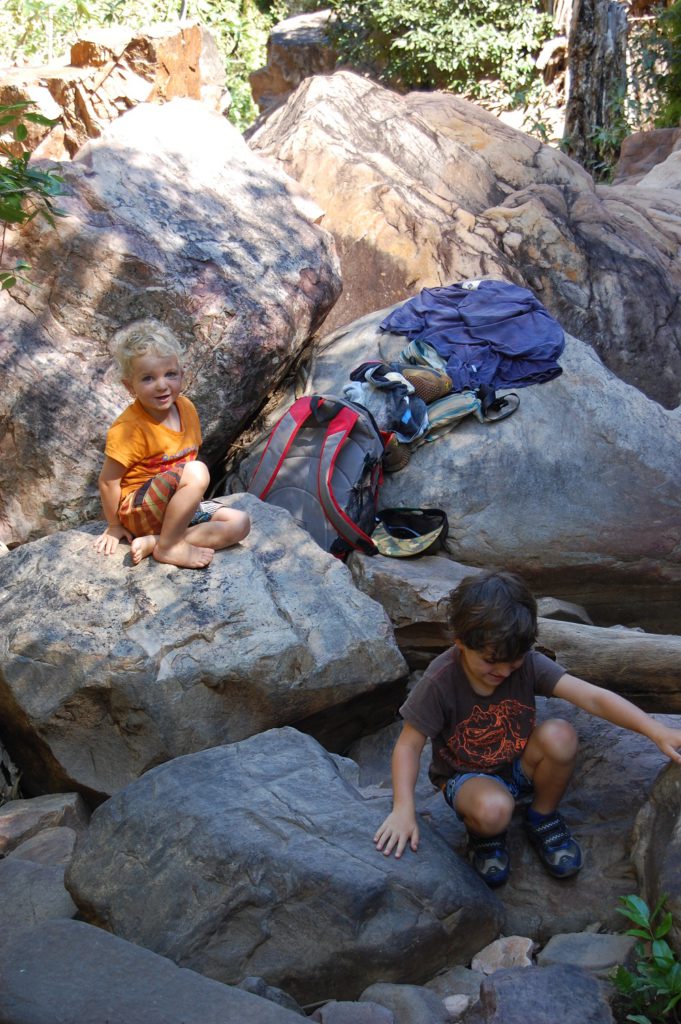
[554,673,681,764]
[93,456,133,555]
[374,722,428,858]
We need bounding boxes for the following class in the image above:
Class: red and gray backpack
[247,395,386,559]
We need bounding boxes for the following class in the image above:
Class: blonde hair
[111,319,184,381]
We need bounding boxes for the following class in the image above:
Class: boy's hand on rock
[373,810,419,858]
[94,524,132,555]
[652,725,681,765]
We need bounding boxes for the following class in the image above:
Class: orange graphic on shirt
[442,699,535,772]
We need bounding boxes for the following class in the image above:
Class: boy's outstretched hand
[649,722,681,765]
[374,809,419,859]
[94,523,132,555]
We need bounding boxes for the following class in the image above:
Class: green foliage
[328,0,554,106]
[648,0,681,128]
[0,102,65,289]
[613,894,681,1024]
[0,0,280,130]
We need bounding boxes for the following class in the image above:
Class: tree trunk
[563,0,629,175]
[536,618,681,712]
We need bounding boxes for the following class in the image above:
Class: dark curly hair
[449,570,537,662]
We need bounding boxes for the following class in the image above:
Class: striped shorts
[118,466,221,537]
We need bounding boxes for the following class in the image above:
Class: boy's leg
[452,776,515,888]
[185,505,251,551]
[153,461,215,568]
[520,719,583,878]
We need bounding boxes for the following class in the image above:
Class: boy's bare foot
[152,540,214,569]
[131,535,158,565]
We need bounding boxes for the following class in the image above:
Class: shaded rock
[359,983,449,1023]
[0,23,229,159]
[8,825,77,866]
[613,126,681,185]
[0,96,340,546]
[536,597,593,625]
[536,932,637,977]
[630,762,681,953]
[66,727,503,1005]
[0,793,90,854]
[250,11,336,116]
[424,966,484,1001]
[290,308,681,632]
[311,1002,394,1023]
[0,734,20,802]
[249,70,681,407]
[471,936,534,974]
[0,918,306,1023]
[237,976,305,1016]
[0,495,406,798]
[349,697,681,940]
[461,964,614,1023]
[0,858,77,934]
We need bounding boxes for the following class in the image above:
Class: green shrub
[613,893,681,1024]
[328,0,554,107]
[0,101,65,290]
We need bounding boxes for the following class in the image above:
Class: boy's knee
[179,460,210,488]
[535,718,578,759]
[458,785,514,834]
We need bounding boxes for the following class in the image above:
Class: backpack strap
[316,399,380,554]
[247,396,315,499]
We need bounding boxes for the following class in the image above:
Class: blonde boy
[94,320,250,569]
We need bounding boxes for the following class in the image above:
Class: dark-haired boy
[374,570,681,887]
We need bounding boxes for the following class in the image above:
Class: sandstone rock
[536,932,637,977]
[349,699,681,939]
[613,126,681,185]
[66,728,503,1004]
[0,857,77,934]
[0,97,340,546]
[630,762,681,953]
[471,936,535,974]
[0,495,406,798]
[0,793,90,854]
[0,918,306,1023]
[462,965,614,1023]
[0,24,229,159]
[274,307,681,631]
[250,11,336,116]
[536,597,593,625]
[359,983,449,1023]
[8,825,77,866]
[248,70,681,407]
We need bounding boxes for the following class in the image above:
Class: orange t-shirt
[105,395,202,500]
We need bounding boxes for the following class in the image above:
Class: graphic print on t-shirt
[442,699,535,773]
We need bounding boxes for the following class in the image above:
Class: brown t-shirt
[400,646,566,787]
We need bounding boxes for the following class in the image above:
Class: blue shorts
[443,757,534,818]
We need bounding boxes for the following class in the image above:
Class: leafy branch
[613,893,681,1024]
[0,100,66,290]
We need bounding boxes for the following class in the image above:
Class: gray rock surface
[0,918,306,1024]
[66,727,503,1004]
[248,70,681,408]
[462,964,614,1023]
[631,762,681,953]
[0,494,406,798]
[0,793,90,854]
[536,931,637,977]
[0,857,77,933]
[359,983,449,1023]
[0,96,340,546]
[8,825,77,866]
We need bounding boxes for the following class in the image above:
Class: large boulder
[66,727,503,1004]
[249,11,336,116]
[0,494,406,799]
[631,762,681,954]
[0,96,340,546]
[248,70,681,408]
[229,307,681,633]
[0,918,306,1024]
